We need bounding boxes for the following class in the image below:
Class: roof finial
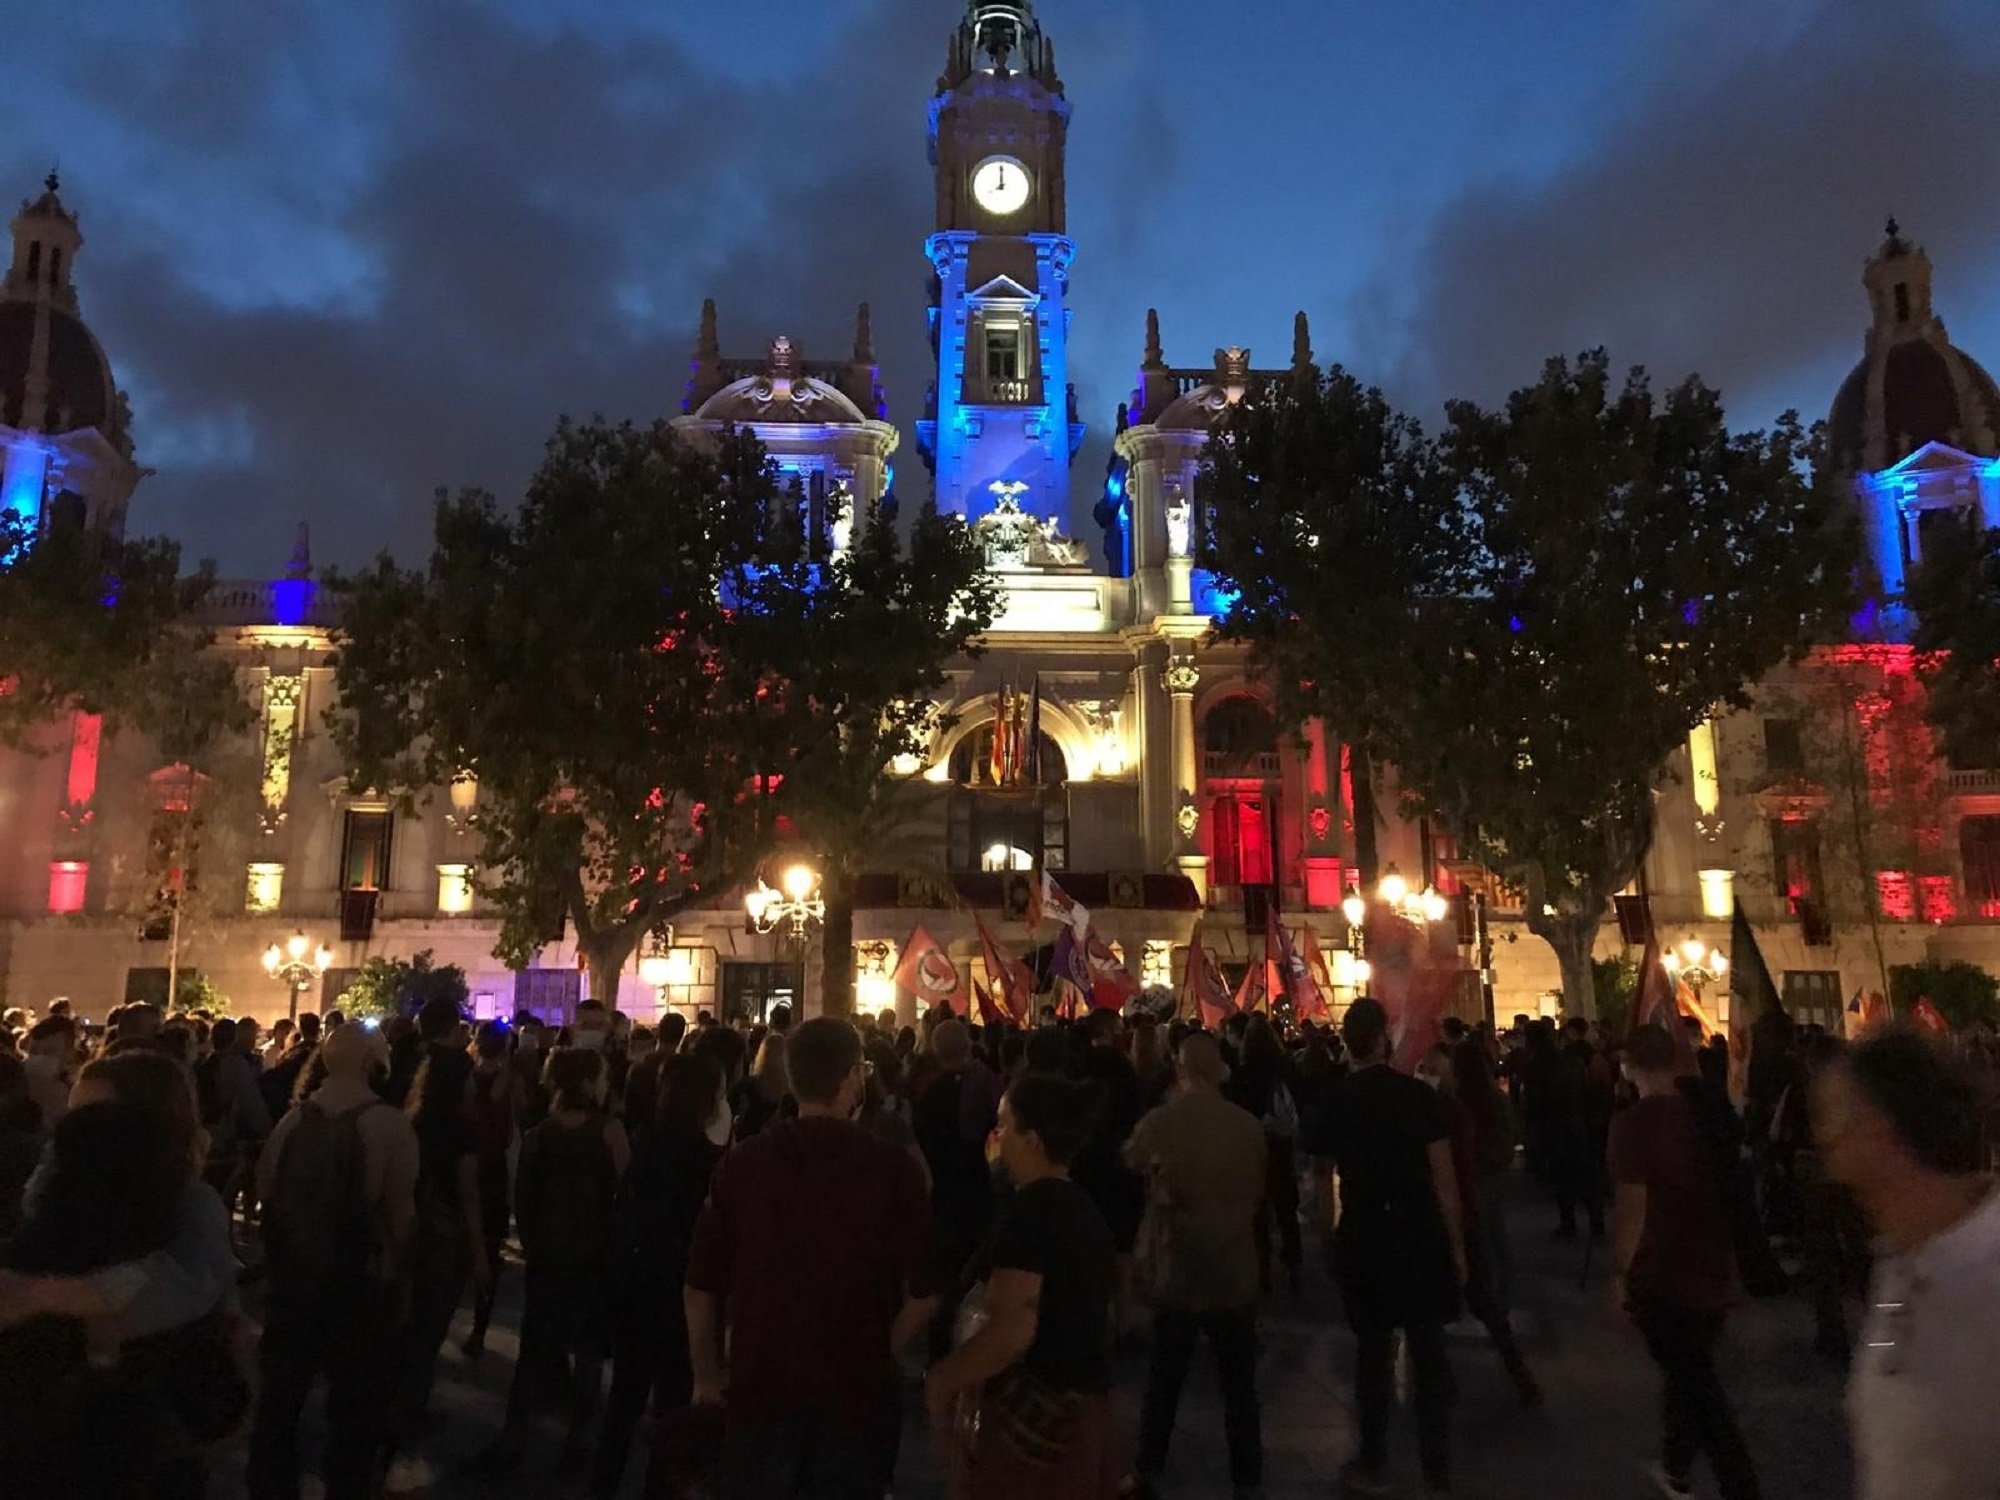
[697,297,719,358]
[853,301,874,364]
[1885,215,1900,240]
[1143,308,1163,368]
[287,522,312,580]
[1292,311,1312,374]
[44,167,59,196]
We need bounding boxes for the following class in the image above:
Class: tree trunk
[583,927,644,1018]
[1542,913,1603,1022]
[819,872,856,1018]
[1350,739,1381,885]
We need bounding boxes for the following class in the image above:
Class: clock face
[971,156,1031,216]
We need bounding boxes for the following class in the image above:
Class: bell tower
[917,1,1085,527]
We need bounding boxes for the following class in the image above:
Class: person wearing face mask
[22,1015,80,1130]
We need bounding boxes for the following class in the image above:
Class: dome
[695,371,868,427]
[0,299,116,435]
[1826,224,2000,472]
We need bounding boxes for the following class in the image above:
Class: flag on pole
[1726,901,1785,1107]
[972,980,1006,1029]
[892,924,966,1015]
[1082,927,1143,1013]
[987,691,1008,787]
[1193,946,1236,1028]
[974,913,1035,1025]
[1025,674,1042,786]
[1369,908,1458,1073]
[1027,869,1089,937]
[1231,957,1268,1016]
[1050,923,1093,1016]
[1300,927,1338,1011]
[1911,997,1950,1034]
[1276,925,1330,1021]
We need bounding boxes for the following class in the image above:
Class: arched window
[1201,695,1279,777]
[947,725,1068,872]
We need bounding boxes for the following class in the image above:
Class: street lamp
[1343,865,1451,961]
[263,929,333,1022]
[745,862,825,940]
[1661,936,1729,1000]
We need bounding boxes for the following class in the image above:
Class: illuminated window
[47,861,87,914]
[1209,793,1274,888]
[437,863,474,915]
[985,324,1020,383]
[982,844,1035,872]
[340,809,394,890]
[1768,819,1823,911]
[1959,817,2000,917]
[246,862,285,914]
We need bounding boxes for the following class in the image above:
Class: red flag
[893,924,965,1014]
[1082,928,1142,1012]
[1232,957,1267,1016]
[1194,947,1236,1029]
[974,914,1035,1025]
[972,980,1005,1028]
[1369,909,1456,1072]
[1912,997,1950,1034]
[1276,924,1330,1021]
[987,691,1008,787]
[1299,928,1337,1018]
[1629,924,1673,1038]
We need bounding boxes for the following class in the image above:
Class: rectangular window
[47,860,87,914]
[1782,970,1843,1030]
[984,324,1020,383]
[512,968,582,1026]
[1763,718,1804,776]
[720,961,804,1025]
[1769,819,1823,910]
[246,861,285,914]
[1960,816,2000,916]
[1209,793,1274,888]
[437,863,474,915]
[947,793,1068,874]
[340,809,393,890]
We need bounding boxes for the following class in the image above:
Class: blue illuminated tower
[916,2,1085,527]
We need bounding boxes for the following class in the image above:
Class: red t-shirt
[1607,1093,1737,1310]
[686,1115,935,1429]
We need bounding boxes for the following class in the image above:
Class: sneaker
[1648,1461,1693,1498]
[1338,1459,1394,1496]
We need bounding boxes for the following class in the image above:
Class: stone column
[1300,716,1343,908]
[1165,653,1208,903]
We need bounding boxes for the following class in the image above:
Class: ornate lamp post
[1662,936,1729,1005]
[745,862,826,942]
[1342,866,1450,984]
[263,928,333,1023]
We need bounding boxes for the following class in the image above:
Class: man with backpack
[248,1020,417,1500]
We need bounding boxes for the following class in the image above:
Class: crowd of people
[0,987,1993,1499]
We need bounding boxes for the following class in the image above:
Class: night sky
[3,0,1996,576]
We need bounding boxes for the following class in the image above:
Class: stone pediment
[967,274,1039,306]
[1881,439,1987,477]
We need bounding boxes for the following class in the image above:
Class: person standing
[687,1017,936,1497]
[1817,1027,2000,1500]
[249,1022,417,1500]
[925,1073,1120,1500]
[1125,1033,1267,1500]
[1318,999,1465,1497]
[1608,1024,1760,1500]
[462,1019,525,1362]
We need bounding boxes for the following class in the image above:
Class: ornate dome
[1827,222,2000,472]
[0,300,116,435]
[691,335,869,427]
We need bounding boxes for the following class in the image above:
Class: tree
[1205,351,1853,1016]
[334,951,469,1022]
[1907,520,2000,766]
[332,417,994,1016]
[1203,364,1465,880]
[0,506,245,750]
[768,496,997,1014]
[1889,959,1999,1031]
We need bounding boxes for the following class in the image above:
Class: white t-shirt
[1849,1186,2000,1500]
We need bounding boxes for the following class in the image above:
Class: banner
[1368,908,1457,1072]
[1276,924,1329,1021]
[1179,935,1236,1029]
[1082,927,1142,1013]
[1912,996,1950,1034]
[1027,869,1089,937]
[974,914,1035,1025]
[1024,675,1043,786]
[1726,902,1785,1106]
[892,923,965,1015]
[972,980,1006,1029]
[1299,927,1338,1018]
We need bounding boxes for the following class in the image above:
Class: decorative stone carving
[975,480,1090,570]
[1175,797,1200,843]
[1164,481,1192,558]
[1308,802,1334,845]
[1084,700,1126,776]
[1164,658,1200,696]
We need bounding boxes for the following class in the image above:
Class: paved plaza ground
[218,1176,1856,1499]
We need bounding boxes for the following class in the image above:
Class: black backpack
[192,1054,225,1129]
[264,1098,388,1295]
[517,1114,617,1271]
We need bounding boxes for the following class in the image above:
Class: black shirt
[987,1176,1114,1392]
[1320,1063,1459,1326]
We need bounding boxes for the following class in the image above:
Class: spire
[1292,311,1313,375]
[7,168,83,310]
[697,297,719,359]
[1864,217,1935,345]
[853,302,874,364]
[684,297,725,414]
[1143,308,1164,369]
[286,522,312,580]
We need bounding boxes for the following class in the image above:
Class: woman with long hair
[589,1052,726,1498]
[1226,1014,1304,1294]
[926,1073,1120,1499]
[731,1031,793,1142]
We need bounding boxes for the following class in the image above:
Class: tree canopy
[332,417,994,1012]
[0,506,248,755]
[1907,519,2000,767]
[1204,350,1854,1015]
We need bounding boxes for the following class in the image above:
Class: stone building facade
[3,4,1997,1026]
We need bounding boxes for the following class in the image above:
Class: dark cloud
[1353,0,2000,430]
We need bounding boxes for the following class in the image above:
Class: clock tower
[917,2,1085,528]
